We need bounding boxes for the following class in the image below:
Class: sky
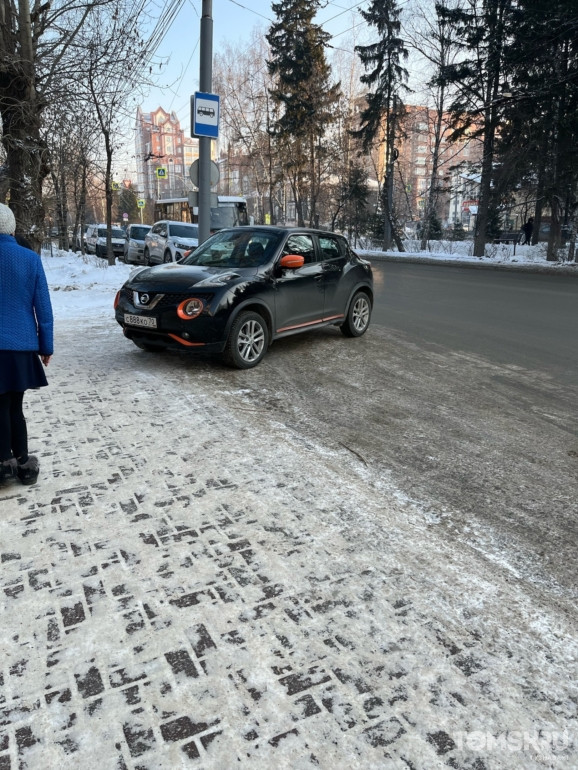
[116,0,370,178]
[140,0,369,128]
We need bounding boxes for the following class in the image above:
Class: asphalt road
[371,261,578,387]
[202,261,578,611]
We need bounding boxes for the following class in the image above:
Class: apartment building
[387,104,483,230]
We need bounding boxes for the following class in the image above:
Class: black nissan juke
[114,226,373,369]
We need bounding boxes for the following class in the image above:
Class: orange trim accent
[280,254,305,269]
[168,333,205,347]
[277,314,344,333]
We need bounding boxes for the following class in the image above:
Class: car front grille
[122,288,213,309]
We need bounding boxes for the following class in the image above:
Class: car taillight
[177,297,204,319]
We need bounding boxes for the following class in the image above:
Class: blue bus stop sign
[192,92,219,139]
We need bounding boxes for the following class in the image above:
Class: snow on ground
[0,245,575,769]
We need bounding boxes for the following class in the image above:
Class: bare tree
[405,0,461,248]
[0,0,117,248]
[214,30,278,223]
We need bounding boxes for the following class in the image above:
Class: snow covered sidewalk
[0,252,576,769]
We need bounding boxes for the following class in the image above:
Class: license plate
[124,314,157,328]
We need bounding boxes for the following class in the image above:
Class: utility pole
[198,0,213,244]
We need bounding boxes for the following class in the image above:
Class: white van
[85,224,126,259]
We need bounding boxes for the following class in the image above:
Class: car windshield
[98,228,125,238]
[130,226,151,240]
[210,206,240,229]
[182,229,283,268]
[168,224,198,239]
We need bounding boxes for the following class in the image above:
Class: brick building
[135,107,198,202]
[382,104,483,231]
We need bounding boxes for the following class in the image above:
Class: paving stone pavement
[0,319,576,769]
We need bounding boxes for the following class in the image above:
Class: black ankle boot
[17,456,39,485]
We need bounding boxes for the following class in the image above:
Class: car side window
[318,235,343,262]
[283,235,316,264]
[151,224,161,235]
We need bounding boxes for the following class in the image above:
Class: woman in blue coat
[0,203,53,486]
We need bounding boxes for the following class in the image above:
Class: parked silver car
[123,224,152,265]
[143,220,199,265]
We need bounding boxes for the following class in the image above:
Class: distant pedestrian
[0,203,53,486]
[520,217,534,245]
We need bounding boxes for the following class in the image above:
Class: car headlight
[177,297,204,319]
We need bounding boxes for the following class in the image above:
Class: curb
[362,252,578,276]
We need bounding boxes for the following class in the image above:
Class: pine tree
[354,0,409,251]
[436,0,516,258]
[267,0,340,227]
[500,0,578,259]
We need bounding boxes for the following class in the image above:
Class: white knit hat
[0,203,16,235]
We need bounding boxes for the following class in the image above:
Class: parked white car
[143,220,199,265]
[85,224,126,259]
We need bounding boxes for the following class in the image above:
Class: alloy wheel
[236,318,266,363]
[352,295,370,332]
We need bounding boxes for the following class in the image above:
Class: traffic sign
[192,92,219,138]
[155,167,167,178]
[137,199,145,208]
[111,181,120,190]
[189,159,220,187]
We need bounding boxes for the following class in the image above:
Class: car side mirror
[279,254,305,269]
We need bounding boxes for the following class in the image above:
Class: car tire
[132,340,165,352]
[340,291,371,337]
[143,247,151,266]
[224,311,269,369]
[163,249,173,263]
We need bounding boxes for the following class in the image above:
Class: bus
[154,195,249,231]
